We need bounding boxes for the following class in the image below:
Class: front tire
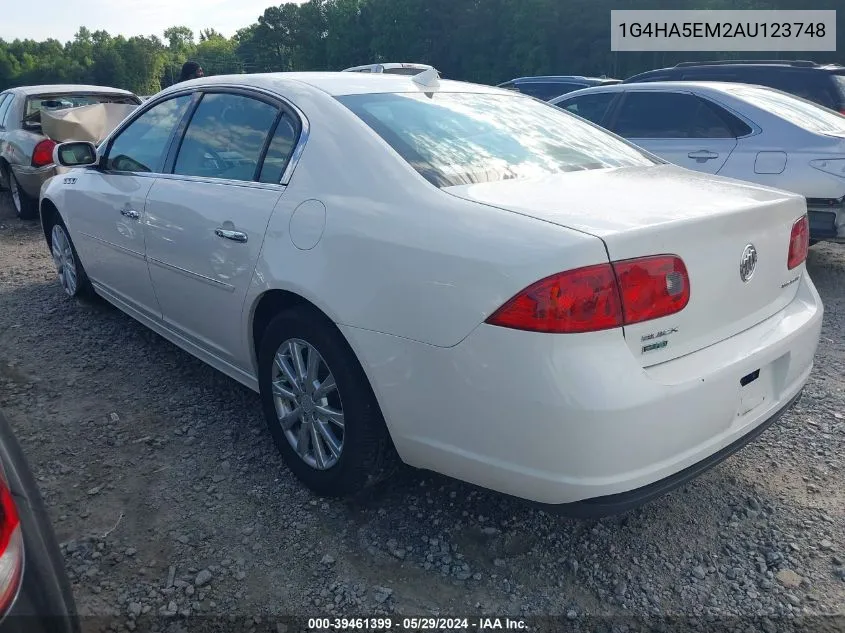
[48,220,93,299]
[258,307,398,497]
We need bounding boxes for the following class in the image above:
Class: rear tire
[258,307,398,497]
[46,217,94,300]
[6,169,37,220]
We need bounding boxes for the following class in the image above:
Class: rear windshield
[337,91,658,188]
[727,85,845,135]
[24,93,140,123]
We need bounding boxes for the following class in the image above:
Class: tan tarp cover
[40,103,139,143]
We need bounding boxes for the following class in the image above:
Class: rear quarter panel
[244,84,610,358]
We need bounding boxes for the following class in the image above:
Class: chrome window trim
[95,83,310,187]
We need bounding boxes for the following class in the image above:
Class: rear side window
[727,85,845,135]
[174,93,279,182]
[753,72,838,110]
[0,94,13,128]
[258,115,299,184]
[557,92,617,125]
[613,91,735,139]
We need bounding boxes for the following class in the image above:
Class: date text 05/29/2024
[307,617,528,631]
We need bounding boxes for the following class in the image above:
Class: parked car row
[494,60,845,244]
[499,59,845,111]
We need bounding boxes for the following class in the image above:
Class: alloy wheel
[271,338,345,470]
[50,224,78,296]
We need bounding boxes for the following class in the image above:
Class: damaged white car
[0,84,140,218]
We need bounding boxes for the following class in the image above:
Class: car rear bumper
[342,270,823,511]
[10,165,59,201]
[547,388,802,518]
[807,198,845,243]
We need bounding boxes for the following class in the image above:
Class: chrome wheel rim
[272,338,345,470]
[51,224,78,296]
[9,177,21,215]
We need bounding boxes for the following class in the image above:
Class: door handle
[120,208,140,220]
[688,150,719,161]
[215,228,248,243]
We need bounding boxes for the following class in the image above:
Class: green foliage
[1,0,843,94]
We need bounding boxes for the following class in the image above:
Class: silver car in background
[551,81,845,244]
[0,85,141,219]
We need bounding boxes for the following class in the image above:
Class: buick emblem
[740,244,757,282]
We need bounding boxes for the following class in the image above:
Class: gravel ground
[0,195,843,633]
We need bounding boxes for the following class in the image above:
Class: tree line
[1,0,843,95]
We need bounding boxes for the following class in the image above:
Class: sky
[0,0,302,43]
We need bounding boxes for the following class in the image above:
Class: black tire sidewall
[9,172,36,220]
[257,309,389,496]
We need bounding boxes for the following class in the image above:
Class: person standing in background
[178,61,204,82]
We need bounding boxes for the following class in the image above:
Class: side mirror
[53,141,99,168]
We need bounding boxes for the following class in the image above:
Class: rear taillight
[787,215,809,270]
[32,139,57,168]
[485,264,623,333]
[613,255,690,325]
[486,255,690,334]
[0,475,22,617]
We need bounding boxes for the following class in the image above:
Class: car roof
[506,75,618,84]
[550,80,806,106]
[8,84,137,97]
[555,80,774,95]
[166,72,510,98]
[625,61,845,81]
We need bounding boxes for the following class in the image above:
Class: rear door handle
[120,208,140,220]
[215,228,248,243]
[688,150,719,161]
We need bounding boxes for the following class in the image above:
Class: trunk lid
[446,164,807,366]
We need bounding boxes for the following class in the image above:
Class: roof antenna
[412,68,441,90]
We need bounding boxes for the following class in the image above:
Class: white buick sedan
[40,71,823,516]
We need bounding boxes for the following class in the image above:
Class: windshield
[727,85,845,135]
[337,91,658,187]
[25,93,140,123]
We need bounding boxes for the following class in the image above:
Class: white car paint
[551,81,845,242]
[40,72,823,512]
